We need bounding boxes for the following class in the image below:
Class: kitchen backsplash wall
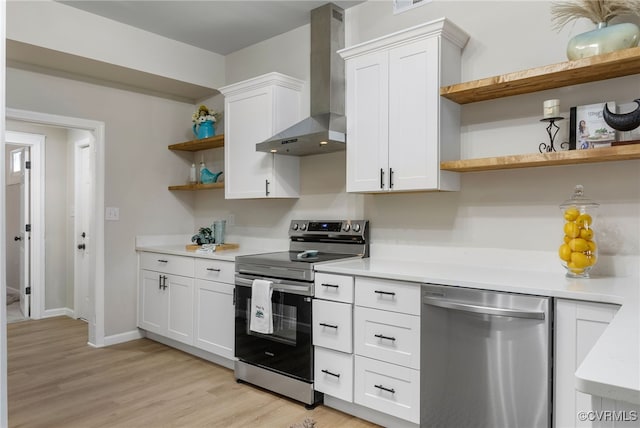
[195,1,640,277]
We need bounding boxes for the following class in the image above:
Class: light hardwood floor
[8,317,379,428]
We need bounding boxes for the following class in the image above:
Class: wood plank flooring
[7,317,378,428]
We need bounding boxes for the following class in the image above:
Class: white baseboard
[42,307,74,318]
[103,329,144,346]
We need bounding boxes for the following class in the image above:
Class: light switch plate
[105,207,120,221]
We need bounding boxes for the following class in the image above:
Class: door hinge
[25,287,31,295]
[25,224,31,232]
[25,161,31,169]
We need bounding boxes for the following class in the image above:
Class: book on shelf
[569,101,616,150]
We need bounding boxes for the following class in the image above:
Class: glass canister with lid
[559,185,599,278]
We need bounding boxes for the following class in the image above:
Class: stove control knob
[300,223,307,231]
[343,223,351,232]
[292,223,299,231]
[353,223,361,233]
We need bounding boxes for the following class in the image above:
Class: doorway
[4,108,106,347]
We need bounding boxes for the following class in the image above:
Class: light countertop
[136,245,270,262]
[135,244,275,262]
[315,258,640,405]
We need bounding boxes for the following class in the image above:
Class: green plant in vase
[191,227,214,245]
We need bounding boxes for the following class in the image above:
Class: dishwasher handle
[422,296,545,320]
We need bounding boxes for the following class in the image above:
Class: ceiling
[57,1,363,56]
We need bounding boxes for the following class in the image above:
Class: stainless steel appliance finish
[421,284,552,428]
[234,220,369,407]
[256,3,346,156]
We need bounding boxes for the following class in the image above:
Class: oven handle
[235,275,311,294]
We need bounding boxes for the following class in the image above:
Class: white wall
[6,68,198,335]
[200,0,640,276]
[5,1,640,339]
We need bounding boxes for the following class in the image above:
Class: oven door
[235,275,313,382]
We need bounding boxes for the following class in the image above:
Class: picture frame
[569,101,617,150]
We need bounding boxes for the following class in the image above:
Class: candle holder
[539,116,569,153]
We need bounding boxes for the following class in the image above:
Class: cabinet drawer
[355,277,420,315]
[315,273,354,303]
[354,355,419,424]
[314,347,353,402]
[354,306,420,369]
[139,252,194,277]
[194,258,234,284]
[313,300,352,353]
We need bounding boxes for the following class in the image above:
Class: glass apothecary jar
[559,185,599,278]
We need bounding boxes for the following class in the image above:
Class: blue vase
[567,22,640,60]
[193,120,215,139]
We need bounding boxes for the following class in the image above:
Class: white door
[18,147,31,317]
[75,142,93,321]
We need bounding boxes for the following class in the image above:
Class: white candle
[543,99,560,119]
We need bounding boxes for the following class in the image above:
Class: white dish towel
[249,279,273,334]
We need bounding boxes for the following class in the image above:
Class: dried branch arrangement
[551,0,640,31]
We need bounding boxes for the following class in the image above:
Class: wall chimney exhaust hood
[256,3,346,156]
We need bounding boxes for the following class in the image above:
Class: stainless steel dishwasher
[421,283,552,428]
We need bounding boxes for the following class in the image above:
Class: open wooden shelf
[441,47,640,104]
[168,182,224,191]
[168,134,224,151]
[440,144,640,172]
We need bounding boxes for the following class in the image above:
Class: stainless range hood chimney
[256,3,345,156]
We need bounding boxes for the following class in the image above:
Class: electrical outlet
[227,214,235,226]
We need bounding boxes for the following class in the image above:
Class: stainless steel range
[234,220,369,407]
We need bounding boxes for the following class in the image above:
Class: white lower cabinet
[314,347,354,402]
[555,299,621,428]
[138,270,195,345]
[354,306,420,370]
[194,279,234,359]
[166,274,195,345]
[354,355,420,424]
[313,274,356,404]
[138,251,235,360]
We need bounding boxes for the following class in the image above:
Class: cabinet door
[224,87,276,199]
[345,50,389,193]
[166,274,195,345]
[388,37,440,191]
[555,299,620,428]
[224,81,301,199]
[194,279,234,359]
[138,270,167,335]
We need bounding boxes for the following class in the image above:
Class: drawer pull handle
[321,283,339,288]
[374,384,395,394]
[374,290,396,296]
[374,333,396,341]
[319,322,338,329]
[157,259,168,263]
[321,369,340,378]
[206,268,221,272]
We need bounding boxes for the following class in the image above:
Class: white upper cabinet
[219,72,304,199]
[340,18,469,193]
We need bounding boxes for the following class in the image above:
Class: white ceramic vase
[567,22,640,60]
